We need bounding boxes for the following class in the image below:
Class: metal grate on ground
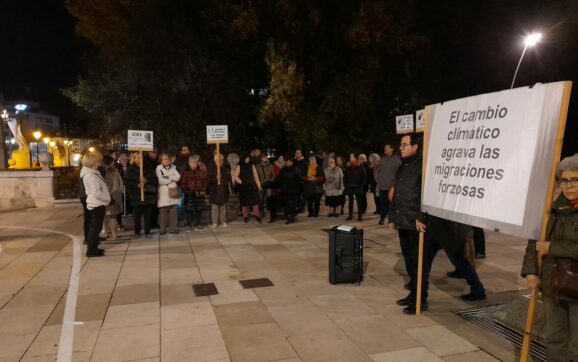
[454,305,547,362]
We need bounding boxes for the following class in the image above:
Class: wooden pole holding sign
[414,106,432,316]
[216,142,221,185]
[207,125,229,186]
[520,81,572,362]
[139,150,144,202]
[127,130,154,203]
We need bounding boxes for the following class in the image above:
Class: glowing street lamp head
[88,147,95,153]
[43,137,50,144]
[33,131,42,140]
[49,141,56,147]
[524,33,542,47]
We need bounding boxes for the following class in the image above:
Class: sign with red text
[422,82,569,239]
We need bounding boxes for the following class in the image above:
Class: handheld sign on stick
[395,114,414,134]
[206,125,229,185]
[127,130,154,202]
[417,82,572,361]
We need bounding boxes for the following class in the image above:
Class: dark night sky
[0,0,576,155]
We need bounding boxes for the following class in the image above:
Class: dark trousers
[185,209,203,227]
[307,194,321,216]
[422,236,486,302]
[86,206,105,255]
[347,194,363,217]
[133,205,153,235]
[80,197,90,242]
[398,228,421,299]
[267,194,278,219]
[472,226,486,255]
[359,190,368,214]
[379,189,390,220]
[297,191,305,213]
[284,194,298,220]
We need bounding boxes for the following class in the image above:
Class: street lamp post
[511,33,542,89]
[33,131,42,167]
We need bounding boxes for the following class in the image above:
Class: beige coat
[156,164,181,208]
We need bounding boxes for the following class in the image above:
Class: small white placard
[127,130,153,151]
[415,109,425,132]
[396,114,414,134]
[207,125,229,143]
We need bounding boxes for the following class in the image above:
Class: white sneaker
[210,224,218,229]
[221,223,228,228]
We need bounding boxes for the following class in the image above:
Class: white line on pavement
[0,225,82,362]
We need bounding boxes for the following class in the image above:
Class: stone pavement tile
[161,324,229,362]
[442,350,500,361]
[267,303,337,337]
[0,332,36,361]
[336,315,422,354]
[102,301,159,330]
[161,267,203,285]
[0,293,12,308]
[161,301,217,330]
[406,325,479,356]
[310,292,377,322]
[368,303,438,329]
[22,321,101,359]
[214,301,274,328]
[288,330,373,362]
[369,347,444,362]
[8,286,67,307]
[160,255,198,270]
[91,323,160,362]
[209,288,259,306]
[116,268,160,287]
[253,283,310,308]
[161,283,209,306]
[47,293,110,325]
[220,322,297,362]
[0,305,55,336]
[110,283,159,306]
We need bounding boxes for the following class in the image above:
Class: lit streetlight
[511,33,542,89]
[33,131,42,167]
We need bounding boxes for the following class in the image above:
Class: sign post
[127,130,154,202]
[416,82,572,360]
[206,125,229,185]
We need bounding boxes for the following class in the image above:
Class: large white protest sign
[127,130,154,151]
[207,125,229,144]
[396,114,414,134]
[422,82,570,239]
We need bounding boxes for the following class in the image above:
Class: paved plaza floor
[0,204,532,362]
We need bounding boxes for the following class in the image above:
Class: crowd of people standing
[77,135,577,361]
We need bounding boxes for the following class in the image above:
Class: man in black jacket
[388,133,427,313]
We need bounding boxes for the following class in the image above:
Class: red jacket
[179,168,207,191]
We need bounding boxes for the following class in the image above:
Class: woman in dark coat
[207,153,232,227]
[234,155,263,223]
[277,158,301,224]
[343,154,367,221]
[124,152,158,238]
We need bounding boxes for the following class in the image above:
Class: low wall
[0,170,55,209]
